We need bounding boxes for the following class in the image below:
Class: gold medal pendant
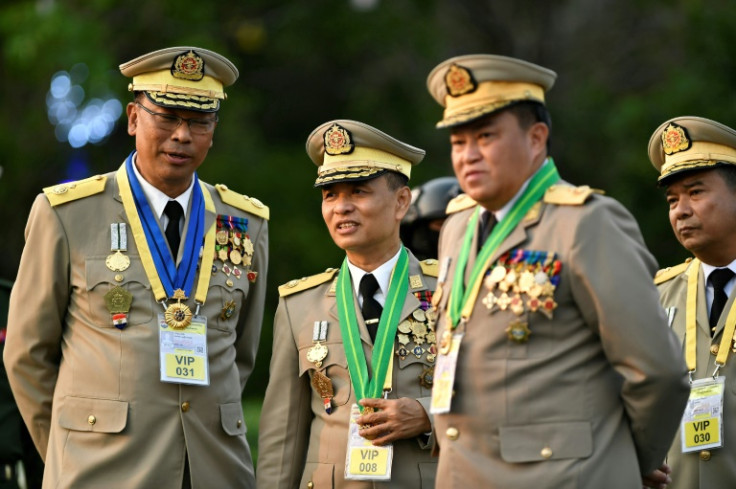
[165,289,193,329]
[506,321,531,343]
[307,342,329,368]
[106,250,131,272]
[439,329,453,355]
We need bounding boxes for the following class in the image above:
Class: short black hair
[714,165,736,193]
[505,101,552,151]
[383,171,409,191]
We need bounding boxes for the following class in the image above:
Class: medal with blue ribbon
[117,152,216,329]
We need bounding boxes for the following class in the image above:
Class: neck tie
[478,210,497,251]
[164,200,184,258]
[709,267,734,333]
[359,273,383,343]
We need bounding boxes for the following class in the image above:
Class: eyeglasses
[135,102,218,135]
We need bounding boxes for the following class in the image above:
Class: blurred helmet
[401,176,462,260]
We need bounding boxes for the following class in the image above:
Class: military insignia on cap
[662,122,691,155]
[171,50,205,82]
[324,123,355,156]
[445,64,477,97]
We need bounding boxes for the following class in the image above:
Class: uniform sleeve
[256,297,312,488]
[234,217,268,392]
[567,197,690,475]
[3,194,70,459]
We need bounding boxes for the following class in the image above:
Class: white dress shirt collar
[346,247,402,307]
[131,153,193,223]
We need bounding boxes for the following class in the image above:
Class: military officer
[425,54,690,488]
[257,120,438,488]
[649,116,736,489]
[3,47,268,488]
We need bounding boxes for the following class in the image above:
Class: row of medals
[307,304,438,416]
[102,225,256,331]
[439,260,560,352]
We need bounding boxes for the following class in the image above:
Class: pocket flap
[220,402,247,436]
[58,396,128,433]
[499,421,592,462]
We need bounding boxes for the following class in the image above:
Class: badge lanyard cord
[447,159,560,329]
[337,246,409,410]
[686,258,736,380]
[117,156,217,311]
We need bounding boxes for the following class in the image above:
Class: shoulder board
[420,258,439,277]
[43,175,107,207]
[215,184,270,220]
[279,268,339,297]
[543,185,604,206]
[446,194,477,214]
[654,258,692,285]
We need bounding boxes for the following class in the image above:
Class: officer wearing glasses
[4,47,269,489]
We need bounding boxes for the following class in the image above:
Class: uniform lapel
[696,264,712,337]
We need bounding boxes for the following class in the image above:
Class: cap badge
[171,50,205,82]
[662,122,691,155]
[445,63,477,97]
[324,123,354,156]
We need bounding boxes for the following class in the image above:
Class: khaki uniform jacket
[432,185,690,488]
[4,163,268,489]
[657,260,736,489]
[257,251,437,489]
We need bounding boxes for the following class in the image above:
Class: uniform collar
[131,153,193,221]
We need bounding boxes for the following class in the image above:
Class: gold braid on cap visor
[658,141,736,181]
[438,81,545,128]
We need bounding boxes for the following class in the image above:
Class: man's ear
[126,102,138,136]
[528,121,549,158]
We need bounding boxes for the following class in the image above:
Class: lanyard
[686,258,736,378]
[117,155,216,305]
[447,160,560,328]
[337,246,409,407]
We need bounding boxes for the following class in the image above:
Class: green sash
[337,246,409,409]
[448,160,560,328]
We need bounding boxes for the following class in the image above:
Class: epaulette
[446,194,477,214]
[420,258,439,277]
[279,268,339,297]
[43,175,107,207]
[215,184,270,221]
[654,258,692,285]
[543,185,604,206]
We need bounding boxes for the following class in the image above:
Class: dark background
[1,0,734,404]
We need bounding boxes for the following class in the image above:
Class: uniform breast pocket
[299,343,352,407]
[206,276,249,333]
[85,256,154,327]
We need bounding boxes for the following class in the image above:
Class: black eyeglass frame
[135,102,219,135]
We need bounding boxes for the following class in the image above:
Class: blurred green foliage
[1,0,736,406]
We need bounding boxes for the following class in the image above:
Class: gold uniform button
[181,401,190,412]
[226,279,234,287]
[446,427,459,440]
[700,450,711,461]
[541,446,553,459]
[87,415,96,425]
[114,274,124,282]
[710,344,719,355]
[237,420,243,428]
[307,482,314,489]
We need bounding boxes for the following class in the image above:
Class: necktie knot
[710,268,734,290]
[359,274,382,342]
[164,201,184,257]
[479,210,497,250]
[709,267,734,331]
